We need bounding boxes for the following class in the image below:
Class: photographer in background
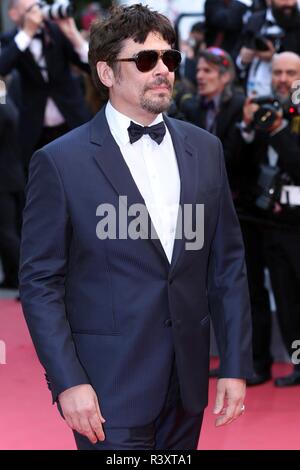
[237,51,300,386]
[179,47,245,192]
[236,0,300,96]
[0,0,91,171]
[180,21,206,86]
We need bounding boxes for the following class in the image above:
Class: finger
[230,401,244,421]
[64,413,77,431]
[78,417,98,445]
[236,401,246,418]
[216,399,245,426]
[215,402,236,427]
[89,412,105,442]
[213,387,225,414]
[94,395,106,424]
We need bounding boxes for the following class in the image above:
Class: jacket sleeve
[19,149,90,403]
[59,27,90,75]
[270,127,300,185]
[0,36,23,77]
[207,138,253,379]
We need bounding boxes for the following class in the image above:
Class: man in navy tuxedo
[19,4,253,450]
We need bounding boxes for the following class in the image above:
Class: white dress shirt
[14,29,88,127]
[105,101,180,263]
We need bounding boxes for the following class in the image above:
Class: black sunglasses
[114,49,182,73]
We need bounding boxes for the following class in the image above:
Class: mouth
[277,86,289,92]
[150,86,170,92]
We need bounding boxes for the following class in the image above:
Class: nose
[197,69,204,82]
[278,73,288,83]
[153,57,170,76]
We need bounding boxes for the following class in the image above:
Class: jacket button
[164,319,172,327]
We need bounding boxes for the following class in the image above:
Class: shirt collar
[266,8,276,24]
[105,101,164,146]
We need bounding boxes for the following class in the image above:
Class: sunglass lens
[162,50,181,72]
[136,50,159,72]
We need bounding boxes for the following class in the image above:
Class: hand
[58,384,106,444]
[22,3,44,38]
[240,47,255,65]
[256,40,275,62]
[267,109,284,133]
[180,40,195,59]
[213,378,246,427]
[243,97,259,126]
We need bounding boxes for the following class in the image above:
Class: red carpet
[0,299,299,450]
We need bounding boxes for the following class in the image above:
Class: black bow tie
[33,30,44,40]
[127,121,166,145]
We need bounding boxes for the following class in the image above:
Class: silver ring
[241,404,245,412]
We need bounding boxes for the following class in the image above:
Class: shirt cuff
[14,30,32,51]
[238,121,255,143]
[75,40,89,64]
[236,54,248,71]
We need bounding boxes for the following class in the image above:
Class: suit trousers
[0,191,22,287]
[73,360,204,450]
[240,220,273,374]
[264,226,300,371]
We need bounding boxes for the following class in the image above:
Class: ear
[8,8,19,23]
[96,61,114,88]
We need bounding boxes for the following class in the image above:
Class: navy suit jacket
[19,107,253,427]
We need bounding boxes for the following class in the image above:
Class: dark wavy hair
[88,4,176,101]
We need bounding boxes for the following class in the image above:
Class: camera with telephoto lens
[243,26,284,52]
[253,32,283,52]
[38,0,74,20]
[251,95,282,132]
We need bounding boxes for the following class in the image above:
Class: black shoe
[246,370,271,386]
[274,370,300,387]
[209,367,220,378]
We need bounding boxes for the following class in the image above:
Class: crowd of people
[1,0,300,396]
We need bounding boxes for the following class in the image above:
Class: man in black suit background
[0,0,91,170]
[0,82,25,289]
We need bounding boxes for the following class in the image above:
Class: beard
[273,85,292,108]
[140,76,173,114]
[271,3,300,30]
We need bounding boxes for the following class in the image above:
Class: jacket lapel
[90,109,199,271]
[164,116,199,274]
[90,108,169,265]
[21,49,46,83]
